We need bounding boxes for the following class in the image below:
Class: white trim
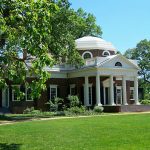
[70,84,76,95]
[50,85,58,100]
[12,85,20,101]
[102,50,110,57]
[2,87,9,108]
[25,87,33,101]
[82,51,93,59]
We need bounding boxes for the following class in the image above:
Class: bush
[23,107,35,114]
[46,97,64,112]
[65,106,86,116]
[140,99,150,105]
[67,95,80,107]
[93,106,104,113]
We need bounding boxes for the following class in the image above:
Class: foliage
[23,107,35,114]
[140,99,150,105]
[45,97,64,112]
[93,106,104,113]
[67,95,80,107]
[124,39,150,99]
[0,0,102,98]
[65,106,86,115]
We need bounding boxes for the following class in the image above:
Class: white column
[84,76,89,106]
[96,74,102,106]
[109,75,115,105]
[134,76,140,105]
[103,87,106,105]
[122,76,128,105]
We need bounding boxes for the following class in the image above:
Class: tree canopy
[0,0,102,98]
[124,39,150,99]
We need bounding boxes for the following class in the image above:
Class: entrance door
[2,88,9,108]
[116,88,122,105]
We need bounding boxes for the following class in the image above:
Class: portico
[83,71,140,107]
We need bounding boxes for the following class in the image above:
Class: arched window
[115,62,122,67]
[102,50,110,57]
[82,51,93,59]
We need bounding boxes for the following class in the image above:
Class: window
[115,62,122,67]
[82,51,93,59]
[70,84,76,95]
[130,87,134,100]
[102,50,110,57]
[26,87,33,101]
[12,85,20,101]
[89,86,92,105]
[50,85,57,100]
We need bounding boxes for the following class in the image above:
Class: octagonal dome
[75,36,116,52]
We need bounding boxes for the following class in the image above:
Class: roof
[75,36,116,52]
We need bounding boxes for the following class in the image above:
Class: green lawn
[0,114,150,150]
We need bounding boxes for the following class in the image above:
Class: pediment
[98,54,140,70]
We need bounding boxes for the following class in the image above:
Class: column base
[123,103,128,105]
[97,103,102,106]
[110,103,116,106]
[135,102,141,105]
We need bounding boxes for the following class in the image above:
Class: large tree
[0,0,102,98]
[124,39,150,99]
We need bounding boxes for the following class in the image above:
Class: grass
[0,113,150,150]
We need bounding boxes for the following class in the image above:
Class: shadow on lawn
[0,143,22,150]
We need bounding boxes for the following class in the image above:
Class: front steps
[103,105,150,112]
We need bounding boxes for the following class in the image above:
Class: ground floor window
[70,84,76,95]
[26,87,33,101]
[12,85,20,101]
[89,86,92,105]
[50,85,57,100]
[130,87,134,100]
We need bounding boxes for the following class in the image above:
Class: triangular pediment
[97,54,140,70]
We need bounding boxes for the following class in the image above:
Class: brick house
[0,36,141,113]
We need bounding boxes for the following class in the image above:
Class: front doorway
[2,88,9,108]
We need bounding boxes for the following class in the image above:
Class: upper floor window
[115,62,122,67]
[102,50,110,57]
[82,51,93,59]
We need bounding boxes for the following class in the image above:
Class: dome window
[82,51,93,59]
[102,50,110,57]
[115,62,122,67]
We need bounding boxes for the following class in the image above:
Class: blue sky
[70,0,150,53]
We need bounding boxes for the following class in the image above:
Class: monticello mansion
[0,36,142,113]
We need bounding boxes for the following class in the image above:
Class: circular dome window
[102,50,110,57]
[82,51,93,59]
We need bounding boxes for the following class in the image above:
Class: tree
[124,39,150,99]
[0,0,102,98]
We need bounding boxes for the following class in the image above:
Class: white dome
[75,36,116,51]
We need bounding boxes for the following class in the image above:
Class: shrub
[23,107,35,114]
[93,106,104,113]
[65,106,86,116]
[45,97,64,112]
[67,95,80,107]
[140,99,150,105]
